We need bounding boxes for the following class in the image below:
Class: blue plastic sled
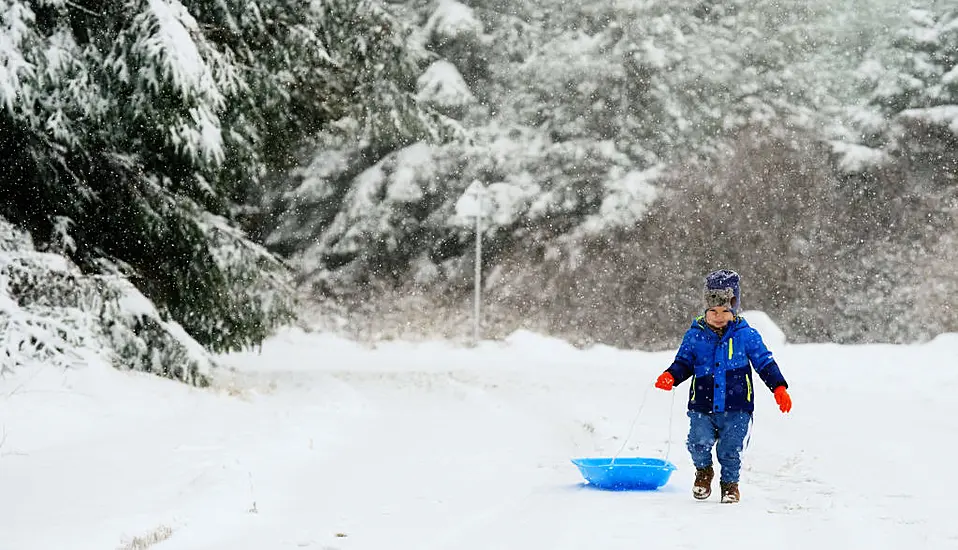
[571,457,676,491]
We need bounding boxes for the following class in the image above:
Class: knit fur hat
[704,269,740,313]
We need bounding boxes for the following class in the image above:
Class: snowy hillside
[2,318,956,550]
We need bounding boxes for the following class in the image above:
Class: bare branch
[64,1,102,17]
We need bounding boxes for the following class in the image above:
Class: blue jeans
[687,411,752,483]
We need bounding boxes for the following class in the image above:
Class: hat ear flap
[704,287,736,309]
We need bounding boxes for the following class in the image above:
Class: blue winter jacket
[666,316,788,414]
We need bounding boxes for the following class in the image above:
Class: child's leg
[686,411,717,469]
[715,412,752,483]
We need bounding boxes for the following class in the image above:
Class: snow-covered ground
[2,318,957,550]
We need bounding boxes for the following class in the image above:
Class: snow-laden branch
[0,1,37,115]
[1,217,214,385]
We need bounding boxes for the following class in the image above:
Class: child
[654,269,792,503]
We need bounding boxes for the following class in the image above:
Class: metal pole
[474,192,482,345]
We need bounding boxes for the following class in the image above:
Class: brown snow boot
[692,465,714,500]
[720,481,740,503]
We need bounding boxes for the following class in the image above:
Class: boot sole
[692,489,711,500]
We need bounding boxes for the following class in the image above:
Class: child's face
[705,307,734,329]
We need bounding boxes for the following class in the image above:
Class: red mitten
[774,386,792,413]
[655,372,674,391]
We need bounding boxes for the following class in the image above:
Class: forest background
[2,0,955,382]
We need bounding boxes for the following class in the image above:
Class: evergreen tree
[861,7,958,116]
[841,6,958,179]
[0,0,441,358]
[2,215,213,385]
[261,0,459,259]
[268,0,855,297]
[262,0,958,349]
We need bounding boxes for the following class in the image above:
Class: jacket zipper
[746,373,752,402]
[691,375,696,402]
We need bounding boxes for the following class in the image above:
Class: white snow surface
[2,323,957,549]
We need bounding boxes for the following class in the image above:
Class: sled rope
[611,377,677,466]
[611,384,651,464]
[665,387,676,462]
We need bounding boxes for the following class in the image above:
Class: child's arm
[745,329,788,391]
[664,330,696,386]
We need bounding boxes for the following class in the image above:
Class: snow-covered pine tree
[857,6,958,174]
[261,0,457,259]
[839,7,955,147]
[0,0,302,359]
[315,0,453,153]
[860,7,958,116]
[182,0,337,217]
[832,5,958,185]
[817,5,958,343]
[1,215,213,384]
[420,0,489,95]
[268,0,861,299]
